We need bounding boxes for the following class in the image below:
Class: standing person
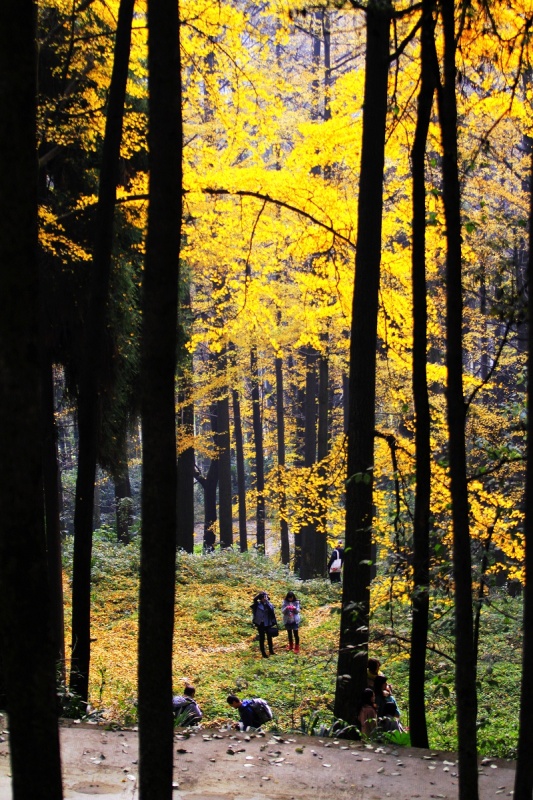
[251,591,277,658]
[281,590,301,653]
[328,541,345,582]
[172,685,203,726]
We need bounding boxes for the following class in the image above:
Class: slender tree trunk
[177,399,195,553]
[70,0,135,703]
[114,429,132,543]
[177,287,195,553]
[42,358,66,673]
[138,0,181,795]
[408,0,436,751]
[275,356,290,565]
[334,0,390,725]
[438,0,479,794]
[316,344,329,576]
[514,144,533,800]
[232,385,248,552]
[251,347,265,550]
[0,3,64,794]
[218,392,233,547]
[300,347,318,579]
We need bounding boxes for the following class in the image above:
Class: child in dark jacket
[251,591,277,658]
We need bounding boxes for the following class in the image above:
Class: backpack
[251,697,273,724]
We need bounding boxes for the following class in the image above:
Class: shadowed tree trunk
[232,384,248,552]
[0,3,64,795]
[114,428,133,543]
[437,0,478,794]
[408,0,436,751]
[217,349,233,548]
[334,0,391,725]
[275,355,290,565]
[300,346,318,579]
[177,287,195,553]
[514,144,533,800]
[70,0,136,704]
[137,0,181,795]
[251,346,265,550]
[42,359,66,673]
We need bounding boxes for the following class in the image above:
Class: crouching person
[227,694,272,730]
[172,685,202,726]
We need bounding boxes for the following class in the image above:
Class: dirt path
[0,720,516,799]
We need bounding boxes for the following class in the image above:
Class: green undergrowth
[62,533,523,759]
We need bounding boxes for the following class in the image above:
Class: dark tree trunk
[70,0,135,704]
[514,146,533,800]
[334,0,390,725]
[316,347,329,577]
[114,429,132,544]
[251,347,265,550]
[275,356,290,565]
[217,350,233,548]
[177,287,195,553]
[0,3,64,794]
[177,400,195,553]
[42,358,66,673]
[291,353,305,572]
[408,0,436,751]
[137,0,181,795]
[438,0,479,794]
[232,386,248,552]
[300,347,318,580]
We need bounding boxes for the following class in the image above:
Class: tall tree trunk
[514,145,533,800]
[70,0,135,703]
[177,287,195,553]
[232,385,248,552]
[408,0,436,751]
[300,347,318,579]
[275,356,290,565]
[0,3,64,794]
[438,0,479,794]
[114,429,132,543]
[42,358,66,674]
[217,349,233,548]
[316,346,329,576]
[177,398,195,553]
[334,0,390,725]
[251,346,265,550]
[138,0,181,794]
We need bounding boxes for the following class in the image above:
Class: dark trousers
[287,628,300,646]
[329,571,341,583]
[258,623,274,655]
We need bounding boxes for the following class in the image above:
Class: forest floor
[0,720,516,799]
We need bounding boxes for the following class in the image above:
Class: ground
[0,719,516,799]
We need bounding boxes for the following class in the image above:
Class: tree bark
[70,0,135,704]
[251,346,265,550]
[275,356,290,565]
[316,345,329,576]
[114,429,132,544]
[137,0,181,795]
[42,359,66,673]
[300,347,318,579]
[0,2,64,794]
[438,0,479,794]
[217,349,233,548]
[408,0,436,751]
[334,0,390,725]
[514,145,533,800]
[232,385,248,552]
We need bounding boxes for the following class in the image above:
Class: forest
[0,0,533,798]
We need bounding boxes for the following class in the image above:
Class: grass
[62,533,523,758]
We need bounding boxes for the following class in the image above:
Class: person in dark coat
[328,541,345,583]
[172,685,202,726]
[251,591,277,658]
[226,695,262,729]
